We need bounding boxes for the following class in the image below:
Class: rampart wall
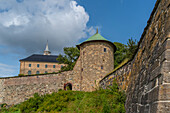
[99,0,170,113]
[0,71,73,105]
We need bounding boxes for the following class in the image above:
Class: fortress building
[0,1,169,112]
[72,30,116,91]
[19,41,65,75]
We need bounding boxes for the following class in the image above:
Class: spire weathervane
[44,40,51,55]
[96,28,98,34]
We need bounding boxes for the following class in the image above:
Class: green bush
[3,81,126,113]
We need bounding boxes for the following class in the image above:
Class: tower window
[45,64,48,68]
[101,65,103,69]
[37,64,39,68]
[36,71,39,74]
[28,70,31,75]
[53,65,56,68]
[29,64,31,67]
[104,48,107,52]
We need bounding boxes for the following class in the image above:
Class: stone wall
[76,41,115,91]
[99,0,170,113]
[0,71,73,105]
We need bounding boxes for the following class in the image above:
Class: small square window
[36,71,39,74]
[53,65,56,68]
[104,48,107,52]
[29,64,31,67]
[37,64,39,68]
[28,70,31,75]
[45,64,48,68]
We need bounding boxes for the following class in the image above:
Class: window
[29,64,31,67]
[28,70,31,75]
[45,71,48,74]
[37,64,39,68]
[104,48,107,52]
[36,71,39,74]
[101,65,103,69]
[53,65,56,68]
[45,64,48,68]
[61,65,63,68]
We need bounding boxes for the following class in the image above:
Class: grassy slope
[0,81,126,113]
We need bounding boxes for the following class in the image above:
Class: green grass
[0,80,126,113]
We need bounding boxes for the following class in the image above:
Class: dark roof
[20,54,59,63]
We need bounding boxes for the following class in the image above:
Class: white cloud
[0,0,94,55]
[0,63,18,77]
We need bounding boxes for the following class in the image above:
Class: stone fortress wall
[0,0,169,113]
[0,71,73,105]
[99,0,170,112]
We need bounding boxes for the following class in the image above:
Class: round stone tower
[76,31,116,91]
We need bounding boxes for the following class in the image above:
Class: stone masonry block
[158,84,170,101]
[163,72,170,83]
[161,61,170,73]
[148,86,159,103]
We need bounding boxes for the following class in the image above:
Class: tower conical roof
[76,32,116,52]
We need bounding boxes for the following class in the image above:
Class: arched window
[64,83,72,90]
[28,70,31,75]
[36,71,39,74]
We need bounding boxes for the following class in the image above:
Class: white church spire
[44,40,51,55]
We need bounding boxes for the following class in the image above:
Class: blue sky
[0,0,157,77]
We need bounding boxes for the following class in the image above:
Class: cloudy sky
[0,0,156,77]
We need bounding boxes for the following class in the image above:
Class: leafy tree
[126,38,138,59]
[114,38,138,68]
[114,42,127,68]
[57,47,80,71]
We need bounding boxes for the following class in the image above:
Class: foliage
[125,38,138,59]
[114,38,138,68]
[57,47,80,71]
[1,81,126,113]
[113,42,127,68]
[18,74,24,77]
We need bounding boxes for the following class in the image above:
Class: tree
[113,42,127,68]
[126,38,138,59]
[57,47,80,71]
[113,38,138,68]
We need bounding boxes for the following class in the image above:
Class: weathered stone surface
[100,0,170,113]
[0,71,73,105]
